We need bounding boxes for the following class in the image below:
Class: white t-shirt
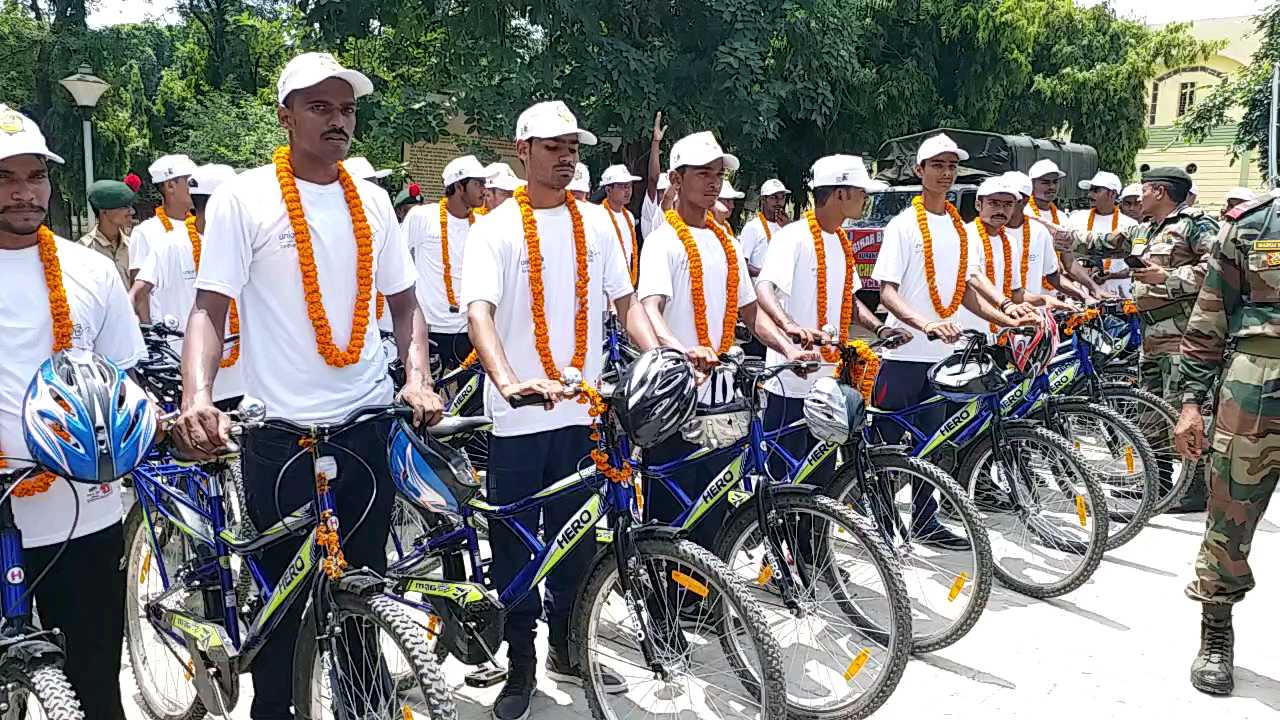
[197,165,417,423]
[460,199,633,438]
[402,202,471,334]
[758,220,861,398]
[1069,209,1138,297]
[871,206,984,363]
[127,214,169,271]
[738,214,781,272]
[136,227,244,401]
[638,221,756,403]
[641,193,668,239]
[0,238,146,547]
[1006,219,1060,294]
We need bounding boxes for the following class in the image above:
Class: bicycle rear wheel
[576,537,787,720]
[716,493,911,720]
[959,425,1109,598]
[1097,384,1197,516]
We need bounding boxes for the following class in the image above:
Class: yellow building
[1135,16,1262,210]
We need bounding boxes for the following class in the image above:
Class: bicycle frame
[0,468,73,670]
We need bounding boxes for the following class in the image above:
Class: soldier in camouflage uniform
[1174,191,1280,696]
[1048,167,1218,512]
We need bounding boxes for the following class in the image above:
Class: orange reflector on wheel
[140,550,152,583]
[1075,495,1088,527]
[1125,447,1135,473]
[184,660,193,682]
[671,571,709,598]
[756,563,773,586]
[844,648,871,681]
[948,572,968,602]
[426,614,441,640]
[402,705,414,720]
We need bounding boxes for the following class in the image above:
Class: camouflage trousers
[1185,352,1280,605]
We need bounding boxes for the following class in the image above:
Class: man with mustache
[462,100,658,720]
[1002,170,1089,303]
[1025,159,1103,300]
[739,178,789,279]
[128,153,196,285]
[79,178,137,287]
[171,52,444,720]
[0,103,146,720]
[1070,172,1138,298]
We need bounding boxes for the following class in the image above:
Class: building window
[1148,82,1159,126]
[1178,82,1197,117]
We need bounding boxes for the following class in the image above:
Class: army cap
[88,180,136,211]
[1140,166,1193,195]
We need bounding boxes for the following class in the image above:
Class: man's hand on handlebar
[783,322,824,349]
[875,325,912,348]
[684,345,720,375]
[502,378,569,411]
[173,399,233,461]
[924,320,964,343]
[785,346,821,376]
[398,378,444,427]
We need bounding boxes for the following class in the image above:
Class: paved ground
[122,501,1280,720]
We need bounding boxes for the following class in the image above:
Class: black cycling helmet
[617,347,697,448]
[927,344,1012,402]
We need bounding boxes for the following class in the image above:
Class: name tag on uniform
[1254,239,1280,251]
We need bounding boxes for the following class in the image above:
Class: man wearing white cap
[0,103,146,720]
[401,154,487,370]
[718,177,744,214]
[756,155,909,489]
[739,178,789,278]
[965,177,1071,318]
[130,164,244,403]
[1071,171,1138,297]
[128,152,197,284]
[342,156,392,181]
[641,111,670,238]
[567,161,590,200]
[1223,186,1255,216]
[171,52,443,720]
[462,100,656,715]
[1003,170,1091,302]
[1119,183,1143,222]
[482,161,523,211]
[638,129,810,548]
[598,163,642,283]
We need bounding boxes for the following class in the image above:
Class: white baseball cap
[915,133,970,164]
[442,155,488,187]
[599,164,641,187]
[149,154,198,184]
[568,163,590,193]
[669,131,740,172]
[1120,183,1142,200]
[1078,171,1122,194]
[188,164,237,196]
[719,179,745,200]
[343,156,392,181]
[515,101,597,145]
[760,179,790,196]
[1225,186,1255,203]
[977,176,1018,199]
[0,105,64,164]
[808,155,887,191]
[656,174,671,192]
[484,162,524,191]
[276,52,374,106]
[1001,171,1033,198]
[1028,159,1066,180]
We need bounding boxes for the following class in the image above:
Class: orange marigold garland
[603,198,639,285]
[758,211,773,242]
[272,147,375,368]
[805,210,855,363]
[666,209,740,354]
[155,206,174,232]
[516,185,590,379]
[5,227,73,496]
[975,220,1014,332]
[832,339,881,404]
[1087,210,1120,272]
[911,196,968,319]
[185,216,240,367]
[439,201,462,312]
[1029,198,1063,291]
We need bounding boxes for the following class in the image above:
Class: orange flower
[1017,220,1032,291]
[665,209,739,354]
[439,201,462,311]
[603,198,639,285]
[1029,198,1062,291]
[516,186,590,379]
[833,339,880,403]
[758,211,773,242]
[1087,210,1120,272]
[975,220,1014,332]
[186,216,240,367]
[805,210,855,363]
[911,196,968,319]
[155,206,174,232]
[272,147,375,368]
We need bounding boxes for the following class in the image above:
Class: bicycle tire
[1098,383,1197,516]
[958,425,1109,598]
[294,590,456,720]
[825,452,993,653]
[1046,398,1158,550]
[5,665,85,720]
[575,537,787,720]
[715,493,911,720]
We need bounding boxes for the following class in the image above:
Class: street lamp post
[58,64,110,226]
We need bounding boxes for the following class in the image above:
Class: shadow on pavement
[917,653,1017,690]
[1042,597,1130,632]
[1102,554,1178,578]
[1235,667,1280,712]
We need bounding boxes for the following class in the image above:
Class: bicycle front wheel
[576,537,787,720]
[959,425,1109,598]
[3,665,85,720]
[294,590,457,720]
[1098,383,1197,516]
[716,493,911,720]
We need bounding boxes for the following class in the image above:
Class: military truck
[850,129,1099,311]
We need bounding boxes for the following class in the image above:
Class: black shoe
[1190,605,1234,695]
[493,659,535,720]
[546,645,627,694]
[1166,492,1207,514]
[913,523,973,551]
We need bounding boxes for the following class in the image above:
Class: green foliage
[166,90,286,169]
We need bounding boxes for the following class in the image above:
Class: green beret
[88,180,136,211]
[1140,166,1193,194]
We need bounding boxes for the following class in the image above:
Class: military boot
[1190,604,1234,695]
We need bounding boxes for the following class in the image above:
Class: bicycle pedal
[464,665,507,688]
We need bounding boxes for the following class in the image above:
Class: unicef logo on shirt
[277,232,297,250]
[70,322,87,341]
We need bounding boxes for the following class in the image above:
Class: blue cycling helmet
[22,351,158,484]
[387,419,480,520]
